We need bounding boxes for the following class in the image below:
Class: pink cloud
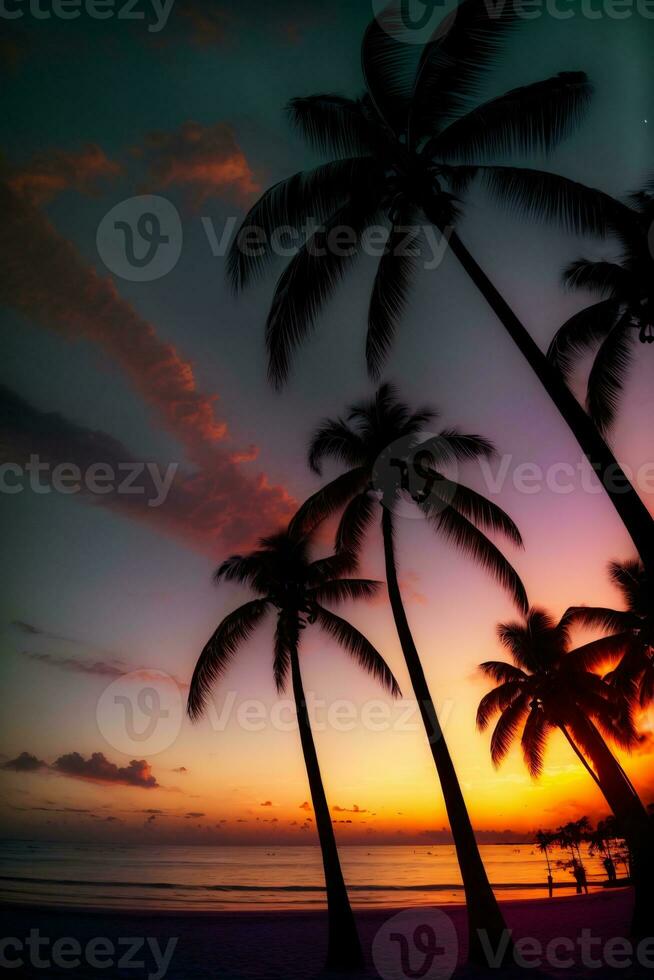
[7,144,122,204]
[0,182,295,553]
[138,121,259,207]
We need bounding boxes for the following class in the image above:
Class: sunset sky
[1,0,653,848]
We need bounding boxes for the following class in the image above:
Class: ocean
[0,840,613,912]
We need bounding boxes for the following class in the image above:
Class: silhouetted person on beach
[603,856,617,884]
[547,873,554,899]
[573,862,589,895]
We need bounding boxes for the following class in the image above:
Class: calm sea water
[0,841,614,912]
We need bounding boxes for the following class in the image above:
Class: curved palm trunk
[381,508,511,967]
[289,641,363,971]
[423,202,654,577]
[561,715,653,936]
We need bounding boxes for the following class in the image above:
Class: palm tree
[476,607,652,933]
[228,0,654,573]
[564,559,653,708]
[549,182,654,433]
[534,828,556,895]
[187,525,400,971]
[290,383,527,964]
[588,818,620,882]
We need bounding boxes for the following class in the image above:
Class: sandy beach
[3,888,652,979]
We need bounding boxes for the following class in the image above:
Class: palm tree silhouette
[549,183,654,433]
[228,0,654,573]
[476,607,653,933]
[535,828,556,894]
[187,525,400,971]
[291,383,526,964]
[564,559,653,708]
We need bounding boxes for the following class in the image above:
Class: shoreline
[0,885,626,918]
[2,890,641,978]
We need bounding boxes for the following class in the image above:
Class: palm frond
[188,600,269,720]
[562,259,630,296]
[475,166,632,237]
[287,94,375,157]
[214,553,263,587]
[476,679,524,730]
[561,605,637,635]
[547,300,619,381]
[566,632,635,672]
[361,2,418,134]
[314,605,401,696]
[410,0,522,138]
[265,196,382,387]
[289,468,368,539]
[432,504,528,612]
[432,72,592,163]
[490,695,529,766]
[496,609,558,670]
[308,551,360,584]
[608,559,646,613]
[227,159,377,292]
[308,419,365,474]
[309,578,381,605]
[424,475,524,547]
[412,430,495,468]
[367,205,421,379]
[335,491,378,555]
[586,316,634,433]
[478,661,529,685]
[522,707,551,778]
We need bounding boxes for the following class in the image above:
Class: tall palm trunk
[423,201,654,577]
[562,714,653,936]
[381,508,511,967]
[289,639,363,971]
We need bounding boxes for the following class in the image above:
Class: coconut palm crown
[227,0,614,386]
[549,181,654,432]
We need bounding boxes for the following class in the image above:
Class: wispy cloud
[7,144,121,204]
[137,121,259,207]
[0,182,295,553]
